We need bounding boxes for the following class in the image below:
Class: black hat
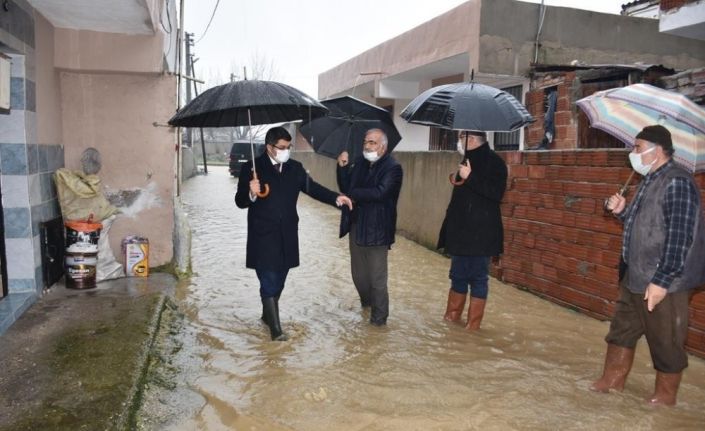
[635,125,674,156]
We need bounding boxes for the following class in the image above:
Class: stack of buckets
[64,217,102,289]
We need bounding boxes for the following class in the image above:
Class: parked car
[229,140,265,177]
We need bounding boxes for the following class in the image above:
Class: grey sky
[184,0,623,98]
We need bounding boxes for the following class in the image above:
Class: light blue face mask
[628,146,656,175]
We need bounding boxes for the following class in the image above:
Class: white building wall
[393,100,430,151]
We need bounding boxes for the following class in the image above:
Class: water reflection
[151,166,705,430]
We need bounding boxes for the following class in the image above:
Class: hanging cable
[534,0,547,64]
[196,0,221,43]
[161,0,173,34]
[161,1,173,56]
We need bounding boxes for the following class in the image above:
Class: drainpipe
[534,0,546,64]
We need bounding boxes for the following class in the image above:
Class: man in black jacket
[235,127,352,341]
[337,128,403,326]
[438,130,507,330]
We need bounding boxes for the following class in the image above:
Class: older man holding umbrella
[436,129,507,330]
[336,128,403,326]
[400,80,532,330]
[301,97,403,326]
[592,125,705,405]
[578,84,705,406]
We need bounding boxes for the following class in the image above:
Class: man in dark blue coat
[437,130,507,331]
[235,127,352,341]
[336,128,403,326]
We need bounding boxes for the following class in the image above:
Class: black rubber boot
[261,294,280,326]
[262,296,287,341]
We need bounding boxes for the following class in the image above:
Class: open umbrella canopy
[577,83,705,173]
[299,96,402,160]
[400,82,534,132]
[168,79,328,128]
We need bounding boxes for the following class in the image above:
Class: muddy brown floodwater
[140,165,705,430]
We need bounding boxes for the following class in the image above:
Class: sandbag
[54,168,119,221]
[97,215,124,281]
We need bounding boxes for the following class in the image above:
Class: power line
[196,0,220,43]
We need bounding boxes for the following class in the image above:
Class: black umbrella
[169,79,327,197]
[169,79,327,128]
[299,96,402,161]
[400,82,534,132]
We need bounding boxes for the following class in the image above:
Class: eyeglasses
[273,145,291,150]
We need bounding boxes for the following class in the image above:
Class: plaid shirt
[620,160,700,289]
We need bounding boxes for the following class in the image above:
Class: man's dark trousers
[256,269,289,298]
[349,223,389,324]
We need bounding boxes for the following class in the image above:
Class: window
[429,127,457,151]
[0,53,10,114]
[493,85,524,151]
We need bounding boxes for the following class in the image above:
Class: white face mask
[628,146,656,175]
[457,139,466,155]
[363,150,380,163]
[275,148,290,164]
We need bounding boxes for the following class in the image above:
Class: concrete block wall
[661,68,705,105]
[296,149,705,358]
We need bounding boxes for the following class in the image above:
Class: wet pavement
[139,165,705,430]
[0,273,177,431]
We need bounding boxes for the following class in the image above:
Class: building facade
[318,0,705,152]
[0,0,178,333]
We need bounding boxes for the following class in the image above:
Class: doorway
[0,181,7,299]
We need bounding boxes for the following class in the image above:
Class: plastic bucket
[65,218,102,247]
[65,247,98,289]
[64,217,102,289]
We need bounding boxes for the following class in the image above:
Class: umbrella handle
[603,170,636,213]
[449,172,466,186]
[256,184,270,198]
[252,171,270,198]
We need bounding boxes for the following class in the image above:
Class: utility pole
[185,32,194,104]
[175,0,185,197]
[184,31,194,147]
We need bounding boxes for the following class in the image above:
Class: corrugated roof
[621,0,657,11]
[531,63,675,73]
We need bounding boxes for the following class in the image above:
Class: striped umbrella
[577,83,705,173]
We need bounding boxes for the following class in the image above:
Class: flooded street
[147,165,705,430]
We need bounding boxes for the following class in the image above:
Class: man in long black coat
[437,130,507,330]
[235,127,352,341]
[336,128,403,326]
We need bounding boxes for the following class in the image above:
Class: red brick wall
[495,150,705,358]
[661,0,689,11]
[526,72,578,149]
